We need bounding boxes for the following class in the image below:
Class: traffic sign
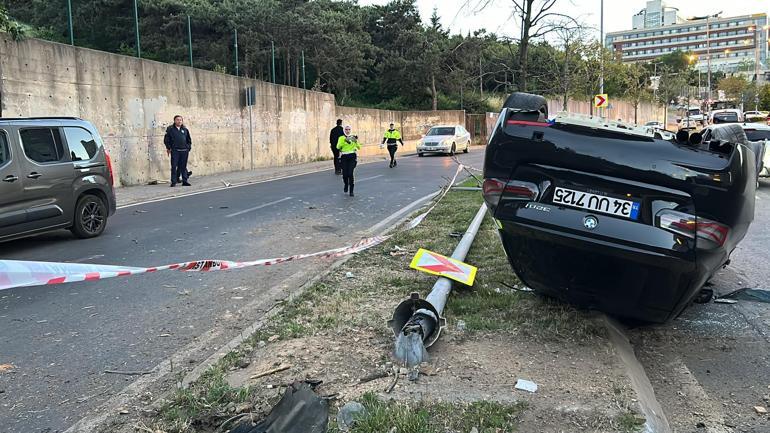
[409,248,477,286]
[594,94,608,108]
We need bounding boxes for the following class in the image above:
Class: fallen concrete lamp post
[389,203,487,368]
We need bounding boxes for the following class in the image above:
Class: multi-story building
[632,0,682,29]
[606,7,769,76]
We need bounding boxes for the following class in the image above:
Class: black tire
[463,144,469,153]
[504,92,549,121]
[449,144,456,156]
[71,194,108,239]
[418,152,424,157]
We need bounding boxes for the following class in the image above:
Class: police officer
[329,119,344,175]
[164,115,192,187]
[381,123,404,168]
[336,125,361,197]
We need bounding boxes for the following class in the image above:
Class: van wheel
[71,195,107,239]
[449,144,456,156]
[463,144,469,153]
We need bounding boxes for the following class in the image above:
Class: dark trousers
[171,150,189,184]
[340,153,357,189]
[387,144,398,162]
[331,146,341,173]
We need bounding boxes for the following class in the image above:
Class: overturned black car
[483,93,756,323]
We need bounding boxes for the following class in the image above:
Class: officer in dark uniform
[164,115,192,187]
[329,119,344,175]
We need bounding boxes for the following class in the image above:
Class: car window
[64,127,100,161]
[427,127,455,136]
[745,129,770,141]
[20,128,66,163]
[0,132,9,168]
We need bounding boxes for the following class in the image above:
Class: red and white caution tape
[0,165,469,291]
[0,235,389,291]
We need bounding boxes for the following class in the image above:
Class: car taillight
[482,178,540,213]
[105,151,115,186]
[655,209,729,248]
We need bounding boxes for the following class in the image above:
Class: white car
[709,109,742,124]
[417,125,471,156]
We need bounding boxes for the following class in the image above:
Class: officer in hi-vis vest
[381,123,404,168]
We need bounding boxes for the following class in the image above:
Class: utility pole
[271,41,276,84]
[187,15,193,68]
[67,0,74,45]
[234,29,239,76]
[133,0,141,58]
[301,50,306,89]
[479,57,483,97]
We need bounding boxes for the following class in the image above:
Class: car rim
[81,201,105,234]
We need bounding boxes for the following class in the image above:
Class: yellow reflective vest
[336,135,361,154]
[383,128,403,144]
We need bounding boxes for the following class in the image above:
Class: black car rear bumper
[497,219,704,323]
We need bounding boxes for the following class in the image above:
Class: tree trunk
[431,73,438,111]
[562,46,569,110]
[517,0,534,92]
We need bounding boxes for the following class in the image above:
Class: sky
[357,0,770,40]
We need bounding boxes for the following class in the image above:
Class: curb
[602,315,672,433]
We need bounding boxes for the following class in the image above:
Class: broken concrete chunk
[754,406,768,414]
[337,401,367,431]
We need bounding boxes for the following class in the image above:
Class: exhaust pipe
[389,203,487,367]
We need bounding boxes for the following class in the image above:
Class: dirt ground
[115,186,646,433]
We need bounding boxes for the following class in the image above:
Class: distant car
[0,117,117,243]
[483,92,756,323]
[416,125,470,156]
[644,121,663,128]
[744,111,769,123]
[709,109,742,124]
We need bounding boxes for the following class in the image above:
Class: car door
[16,126,76,230]
[0,128,27,238]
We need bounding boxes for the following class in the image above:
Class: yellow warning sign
[409,248,477,286]
[594,94,608,108]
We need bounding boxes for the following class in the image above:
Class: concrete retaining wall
[0,36,464,186]
[547,99,664,125]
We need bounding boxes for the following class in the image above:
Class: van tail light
[656,209,729,248]
[105,151,115,186]
[482,178,540,213]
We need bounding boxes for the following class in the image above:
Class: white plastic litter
[514,379,538,393]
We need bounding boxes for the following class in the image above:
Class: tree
[718,76,749,101]
[622,63,652,124]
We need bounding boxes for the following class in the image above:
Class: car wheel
[504,92,549,121]
[71,194,108,239]
[449,144,456,156]
[463,143,469,153]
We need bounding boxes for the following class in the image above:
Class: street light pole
[133,0,141,58]
[67,0,74,45]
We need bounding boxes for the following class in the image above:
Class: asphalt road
[0,150,485,433]
[631,180,770,433]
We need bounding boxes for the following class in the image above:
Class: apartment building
[606,11,769,75]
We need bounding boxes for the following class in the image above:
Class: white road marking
[356,174,384,182]
[226,197,293,218]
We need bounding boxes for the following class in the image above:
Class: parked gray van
[0,117,117,242]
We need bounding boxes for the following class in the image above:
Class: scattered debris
[696,422,706,428]
[345,272,355,279]
[82,305,95,310]
[249,364,291,380]
[719,288,770,303]
[158,334,171,338]
[456,320,467,333]
[713,298,738,304]
[0,364,14,373]
[219,206,230,209]
[177,290,190,296]
[162,284,177,289]
[449,232,464,238]
[118,407,130,415]
[754,406,768,415]
[104,369,153,376]
[222,180,232,187]
[358,370,389,384]
[337,401,367,431]
[268,334,280,342]
[229,382,328,433]
[134,209,149,214]
[514,379,538,393]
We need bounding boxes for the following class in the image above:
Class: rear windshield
[745,129,770,141]
[713,113,739,123]
[687,109,701,116]
[427,127,455,136]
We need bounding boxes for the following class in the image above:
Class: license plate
[553,187,640,220]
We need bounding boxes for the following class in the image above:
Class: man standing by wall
[164,115,192,187]
[329,119,344,175]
